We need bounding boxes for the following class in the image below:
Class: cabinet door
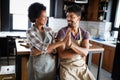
[90,41,103,65]
[102,45,115,72]
[87,0,99,20]
[90,40,115,73]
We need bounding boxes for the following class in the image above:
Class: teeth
[68,22,71,24]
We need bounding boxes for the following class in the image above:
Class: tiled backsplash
[48,17,111,40]
[48,17,67,32]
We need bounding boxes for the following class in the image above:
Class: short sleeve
[83,31,90,39]
[26,28,49,53]
[56,27,66,40]
[80,28,90,40]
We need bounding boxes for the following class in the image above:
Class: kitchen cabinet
[0,37,16,57]
[87,0,99,21]
[54,0,112,21]
[98,0,109,21]
[90,40,115,73]
[103,45,115,72]
[87,0,112,21]
[90,40,103,65]
[63,1,88,20]
[54,0,88,20]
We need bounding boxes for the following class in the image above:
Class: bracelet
[69,43,72,48]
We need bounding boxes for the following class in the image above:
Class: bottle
[99,15,104,20]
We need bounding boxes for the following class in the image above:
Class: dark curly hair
[28,2,46,23]
[66,4,81,16]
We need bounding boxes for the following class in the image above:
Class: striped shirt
[26,25,55,54]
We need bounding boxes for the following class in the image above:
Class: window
[10,0,50,30]
[114,0,120,28]
[12,14,28,30]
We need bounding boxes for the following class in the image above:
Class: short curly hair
[28,2,46,23]
[66,4,81,16]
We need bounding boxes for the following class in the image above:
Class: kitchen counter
[0,31,26,57]
[0,31,26,38]
[90,38,116,73]
[90,38,116,48]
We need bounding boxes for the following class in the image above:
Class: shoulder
[43,26,52,32]
[79,27,90,39]
[26,26,36,35]
[58,26,68,33]
[56,26,68,39]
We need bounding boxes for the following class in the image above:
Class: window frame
[111,0,120,31]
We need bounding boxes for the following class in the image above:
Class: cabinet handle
[2,76,13,80]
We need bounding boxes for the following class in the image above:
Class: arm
[26,30,49,52]
[31,41,65,56]
[70,39,89,57]
[57,29,78,59]
[26,29,49,56]
[27,27,67,56]
[67,28,90,57]
[57,38,78,59]
[57,28,89,59]
[46,41,64,54]
[57,39,89,59]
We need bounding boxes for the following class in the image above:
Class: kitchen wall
[48,17,67,32]
[87,21,111,40]
[48,17,112,40]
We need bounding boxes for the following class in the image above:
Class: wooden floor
[0,57,113,80]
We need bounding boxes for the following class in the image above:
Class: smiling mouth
[68,23,73,28]
[68,21,73,25]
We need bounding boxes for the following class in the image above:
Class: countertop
[90,38,116,48]
[0,31,26,38]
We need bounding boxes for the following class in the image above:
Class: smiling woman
[9,0,50,30]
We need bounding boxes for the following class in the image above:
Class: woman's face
[36,10,47,26]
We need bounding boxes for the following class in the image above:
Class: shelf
[100,0,108,2]
[99,10,108,12]
[97,0,109,21]
[63,2,88,20]
[64,0,75,2]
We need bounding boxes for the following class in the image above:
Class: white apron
[60,28,96,80]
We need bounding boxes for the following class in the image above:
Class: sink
[92,38,116,46]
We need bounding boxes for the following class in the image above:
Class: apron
[60,28,96,80]
[28,30,56,80]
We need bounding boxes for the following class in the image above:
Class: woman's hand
[47,45,54,54]
[31,48,43,56]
